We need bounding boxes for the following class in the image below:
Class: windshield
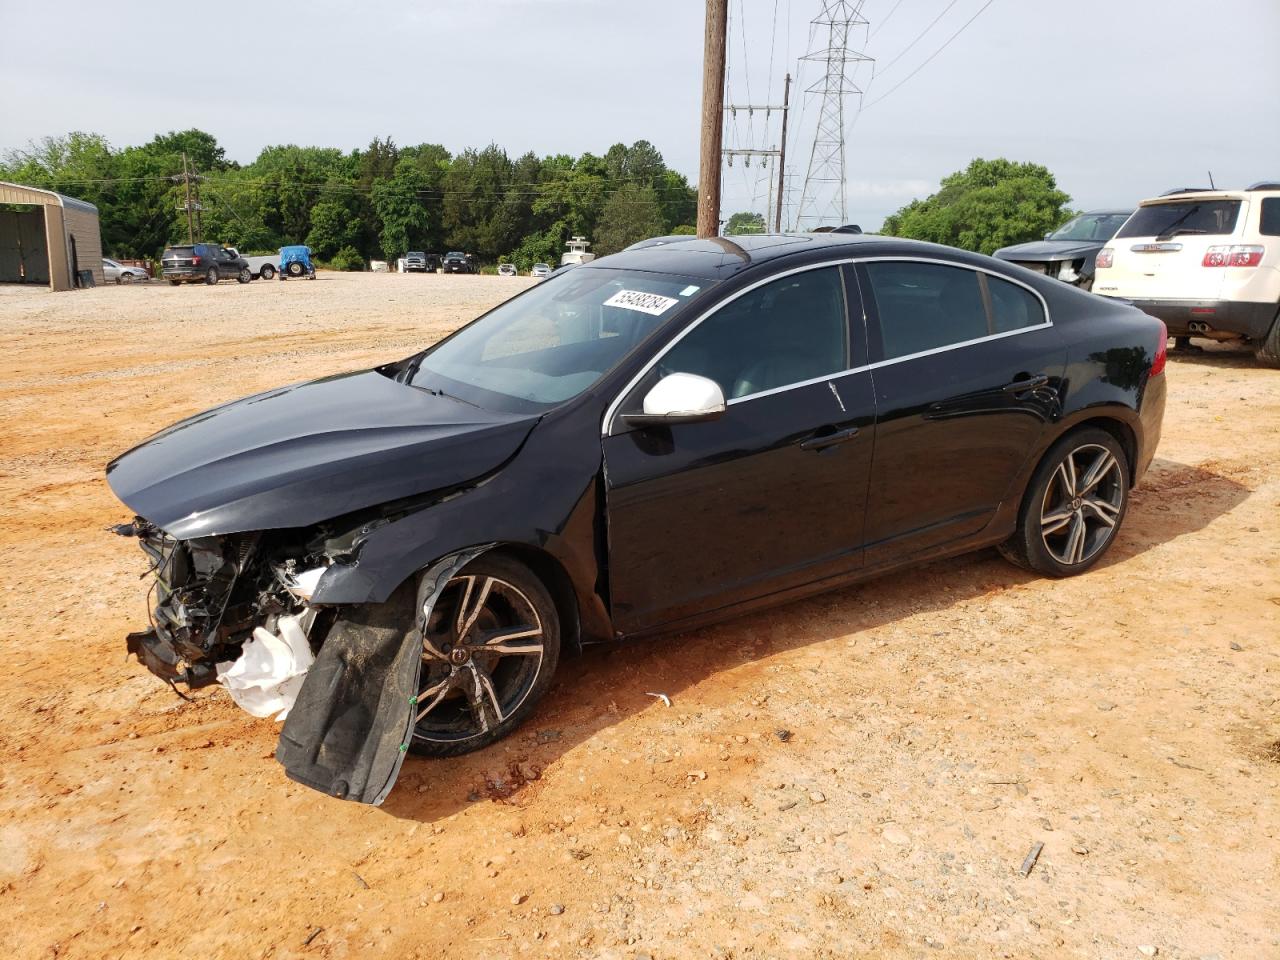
[407,267,708,412]
[407,252,425,258]
[1048,213,1130,242]
[1117,200,1241,239]
[446,252,465,258]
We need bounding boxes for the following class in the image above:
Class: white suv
[1093,182,1280,364]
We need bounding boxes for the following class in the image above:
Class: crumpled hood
[993,239,1103,262]
[106,370,537,539]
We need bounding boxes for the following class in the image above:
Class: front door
[603,263,875,634]
[856,259,1066,565]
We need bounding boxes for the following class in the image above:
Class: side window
[1260,198,1280,237]
[660,266,847,400]
[986,274,1045,333]
[864,262,988,359]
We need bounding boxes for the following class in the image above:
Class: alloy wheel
[1039,442,1124,566]
[412,573,546,745]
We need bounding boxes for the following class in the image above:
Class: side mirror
[622,372,726,427]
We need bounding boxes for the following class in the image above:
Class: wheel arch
[484,542,583,655]
[1065,414,1138,487]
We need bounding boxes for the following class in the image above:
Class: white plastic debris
[216,609,316,721]
[645,692,672,707]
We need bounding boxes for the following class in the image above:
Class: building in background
[0,180,104,291]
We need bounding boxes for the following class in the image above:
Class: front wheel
[999,428,1129,577]
[409,555,560,758]
[260,264,275,280]
[205,267,219,285]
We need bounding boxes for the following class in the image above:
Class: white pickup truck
[225,248,278,280]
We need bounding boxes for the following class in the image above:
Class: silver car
[498,263,518,277]
[102,258,148,284]
[530,263,552,279]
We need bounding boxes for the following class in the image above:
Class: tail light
[1150,320,1168,377]
[191,255,201,265]
[1096,248,1115,269]
[1202,244,1264,267]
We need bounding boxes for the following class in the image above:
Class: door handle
[799,425,860,451]
[1002,374,1049,394]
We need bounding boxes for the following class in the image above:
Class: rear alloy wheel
[205,267,219,285]
[410,555,559,757]
[237,267,252,284]
[1000,428,1129,577]
[260,264,275,280]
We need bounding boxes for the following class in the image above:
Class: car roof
[582,232,1000,281]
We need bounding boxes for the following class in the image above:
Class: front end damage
[116,517,479,804]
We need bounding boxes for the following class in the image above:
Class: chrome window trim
[601,254,1053,437]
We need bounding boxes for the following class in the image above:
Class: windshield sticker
[679,285,700,297]
[604,289,681,316]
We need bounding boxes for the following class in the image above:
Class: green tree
[881,158,1072,254]
[372,157,432,261]
[305,197,361,258]
[725,211,766,235]
[594,183,665,255]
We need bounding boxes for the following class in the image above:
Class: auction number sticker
[603,289,680,316]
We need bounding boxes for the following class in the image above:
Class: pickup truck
[225,248,279,280]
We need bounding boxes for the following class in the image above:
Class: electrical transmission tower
[793,1,873,231]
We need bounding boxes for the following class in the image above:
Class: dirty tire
[409,554,560,758]
[168,279,181,286]
[999,427,1129,577]
[260,264,275,280]
[1255,308,1280,368]
[237,267,252,284]
[287,261,305,277]
[205,267,219,285]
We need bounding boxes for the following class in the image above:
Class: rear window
[1117,200,1241,239]
[1260,198,1280,237]
[164,246,195,257]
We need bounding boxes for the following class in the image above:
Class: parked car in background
[224,248,278,280]
[278,245,316,280]
[497,263,518,277]
[405,252,430,273]
[994,210,1132,290]
[531,262,552,279]
[442,252,473,274]
[107,231,1166,804]
[161,243,251,285]
[102,258,148,284]
[1093,183,1280,364]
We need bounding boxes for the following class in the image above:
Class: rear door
[1101,196,1246,300]
[602,263,875,633]
[858,258,1066,565]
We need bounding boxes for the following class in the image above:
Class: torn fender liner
[275,547,491,805]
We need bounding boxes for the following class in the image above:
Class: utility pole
[697,0,728,238]
[775,73,791,233]
[181,151,194,244]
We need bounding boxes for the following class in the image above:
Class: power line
[877,0,960,75]
[868,0,907,38]
[862,0,998,110]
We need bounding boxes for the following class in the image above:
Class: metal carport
[0,180,104,290]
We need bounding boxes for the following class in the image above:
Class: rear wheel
[260,264,275,280]
[999,428,1129,577]
[168,279,181,287]
[1255,308,1280,368]
[205,267,219,285]
[409,555,560,758]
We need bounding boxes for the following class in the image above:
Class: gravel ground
[0,272,1277,960]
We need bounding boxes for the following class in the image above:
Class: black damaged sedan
[108,232,1167,804]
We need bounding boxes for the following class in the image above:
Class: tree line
[1,129,1074,267]
[0,129,699,270]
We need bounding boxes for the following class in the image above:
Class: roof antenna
[1208,170,1216,189]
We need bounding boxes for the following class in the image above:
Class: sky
[2,0,1278,231]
